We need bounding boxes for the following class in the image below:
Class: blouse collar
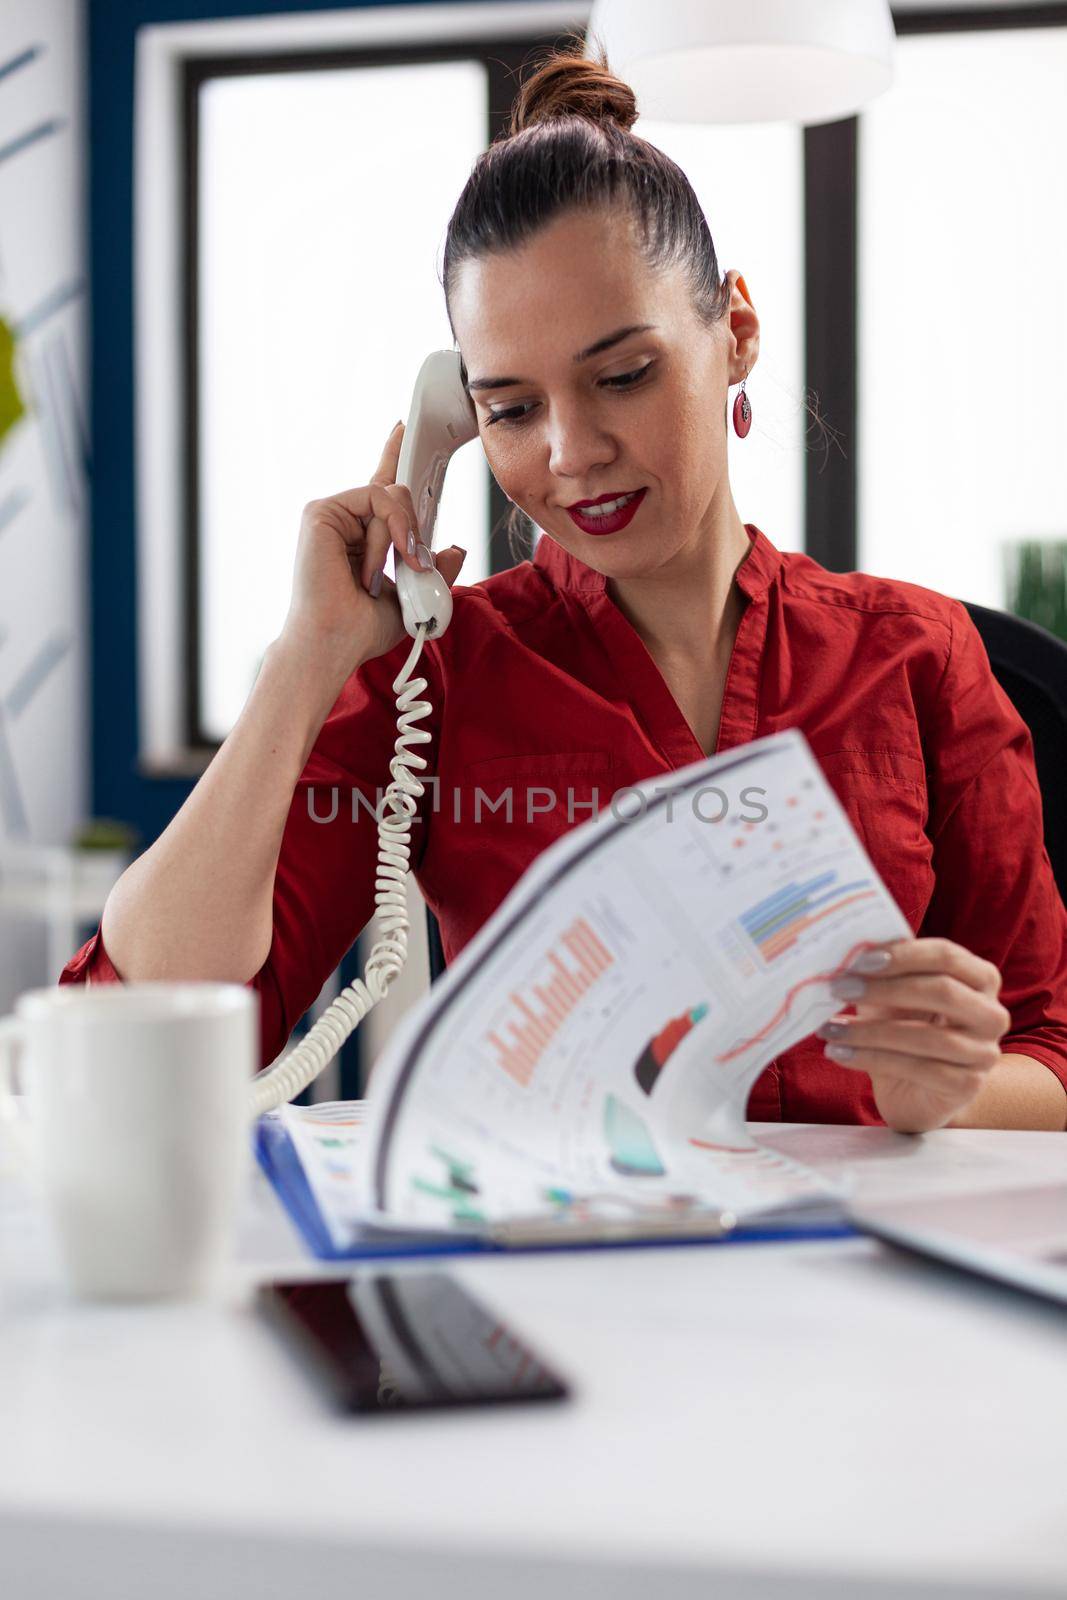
[532,522,783,601]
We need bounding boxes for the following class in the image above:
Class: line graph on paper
[708,862,885,1067]
[667,770,885,983]
[655,770,899,1071]
[485,915,616,1088]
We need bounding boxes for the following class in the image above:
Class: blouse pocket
[812,748,934,931]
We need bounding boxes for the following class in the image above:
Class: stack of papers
[257,730,914,1253]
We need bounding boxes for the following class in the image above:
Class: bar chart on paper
[702,772,886,988]
[487,915,616,1087]
[740,869,878,964]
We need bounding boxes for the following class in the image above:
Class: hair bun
[508,34,638,137]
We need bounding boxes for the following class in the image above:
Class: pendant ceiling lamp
[584,0,896,126]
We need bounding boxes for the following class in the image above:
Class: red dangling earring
[732,366,752,438]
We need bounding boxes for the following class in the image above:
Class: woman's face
[450,205,756,581]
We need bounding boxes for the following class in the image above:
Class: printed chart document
[269,729,913,1249]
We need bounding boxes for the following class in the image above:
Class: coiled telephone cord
[249,624,432,1117]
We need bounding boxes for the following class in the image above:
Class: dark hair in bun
[441,31,732,559]
[506,34,638,135]
[443,31,728,330]
[443,30,730,353]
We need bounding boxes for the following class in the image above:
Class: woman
[61,42,1067,1134]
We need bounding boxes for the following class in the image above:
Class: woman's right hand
[278,421,467,680]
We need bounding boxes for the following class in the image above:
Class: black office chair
[423,602,1067,982]
[426,901,448,985]
[961,600,1067,905]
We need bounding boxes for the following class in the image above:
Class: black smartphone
[256,1271,570,1414]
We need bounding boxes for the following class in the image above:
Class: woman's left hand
[815,937,1012,1133]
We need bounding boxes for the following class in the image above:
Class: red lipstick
[566,487,647,537]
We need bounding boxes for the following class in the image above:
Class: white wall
[0,0,90,1002]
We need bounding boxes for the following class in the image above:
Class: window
[195,58,488,743]
[135,17,557,769]
[858,23,1067,607]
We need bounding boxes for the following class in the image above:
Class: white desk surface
[2,1123,1066,1600]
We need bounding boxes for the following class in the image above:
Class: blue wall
[87,0,457,843]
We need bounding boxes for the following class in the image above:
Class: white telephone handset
[392,351,479,637]
[250,351,478,1116]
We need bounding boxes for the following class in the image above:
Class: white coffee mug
[0,983,255,1301]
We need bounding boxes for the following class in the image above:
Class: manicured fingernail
[830,975,866,999]
[368,567,383,597]
[416,543,434,570]
[848,949,891,972]
[406,530,417,557]
[817,1021,849,1039]
[824,1043,855,1061]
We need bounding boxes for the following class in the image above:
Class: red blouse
[59,524,1067,1123]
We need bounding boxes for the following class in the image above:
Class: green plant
[1003,539,1067,643]
[70,817,141,853]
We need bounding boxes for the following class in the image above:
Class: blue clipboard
[254,1115,857,1261]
